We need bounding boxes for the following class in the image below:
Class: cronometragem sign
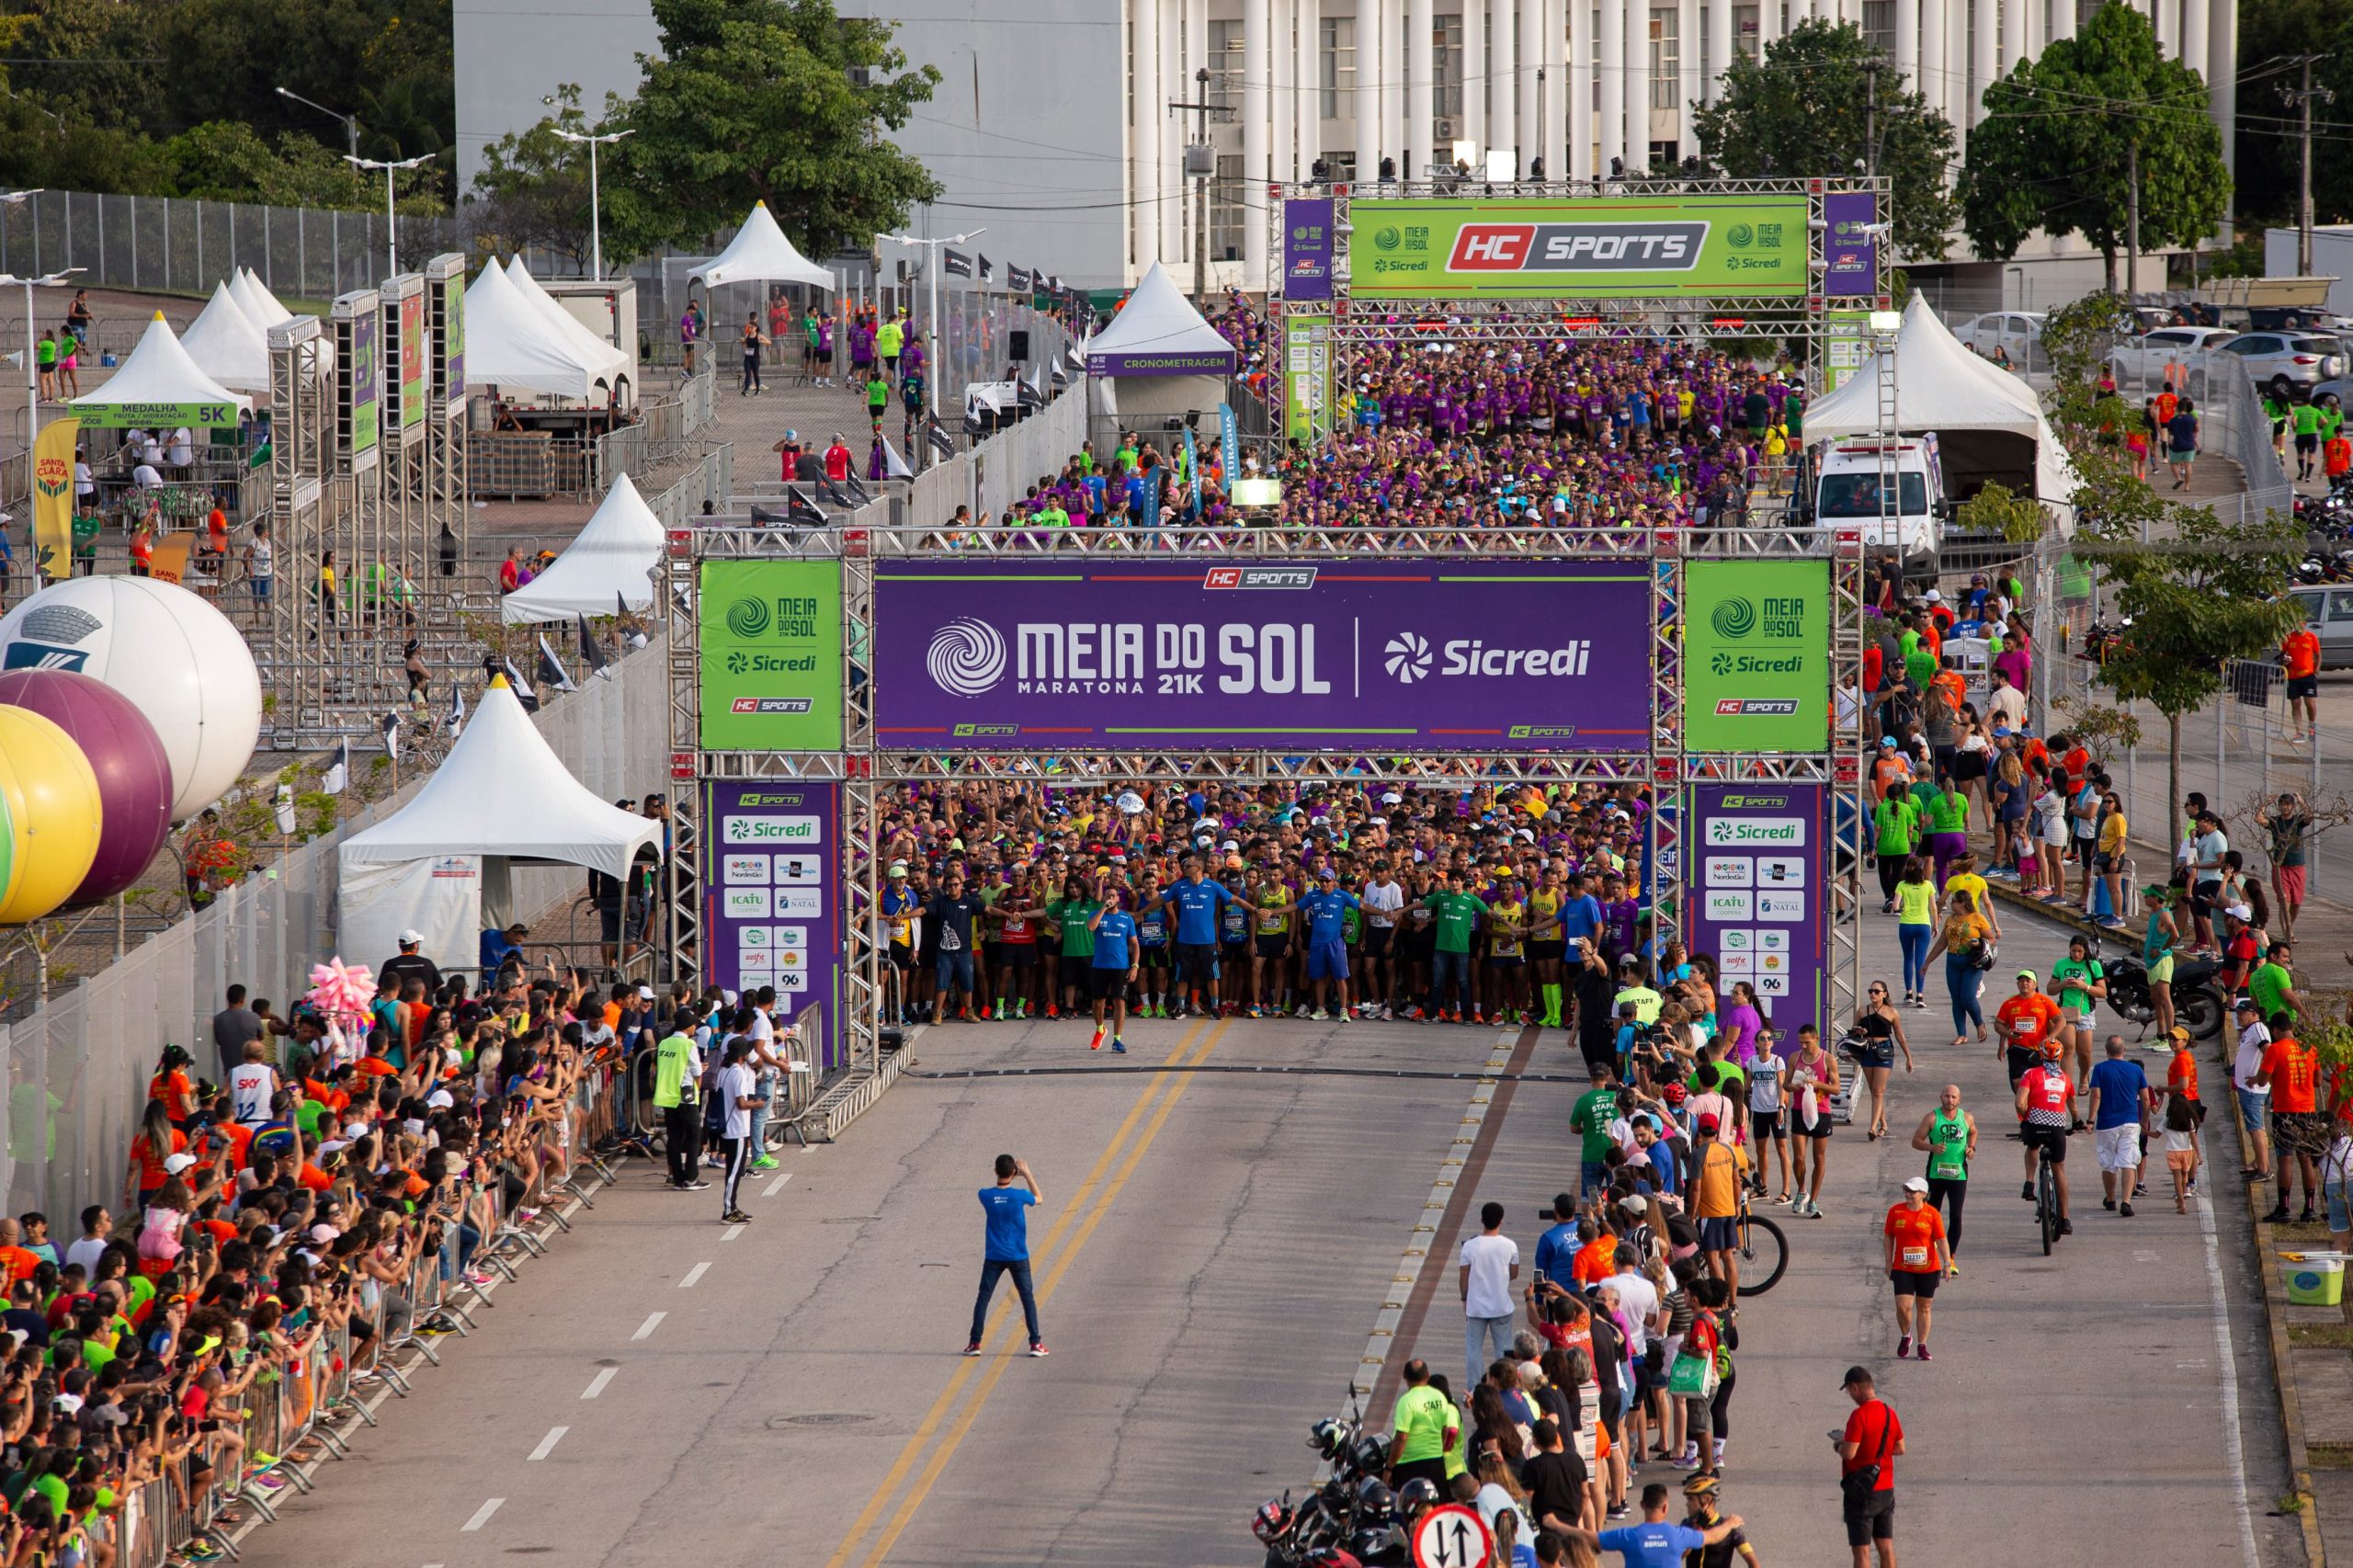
[872,562,1653,751]
[1347,196,1812,298]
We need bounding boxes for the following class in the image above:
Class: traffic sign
[1410,1502,1493,1568]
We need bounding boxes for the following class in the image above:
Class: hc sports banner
[1822,191,1879,299]
[30,421,74,584]
[1685,781,1827,1041]
[871,561,1654,751]
[1683,559,1832,752]
[1283,197,1336,301]
[1347,195,1811,298]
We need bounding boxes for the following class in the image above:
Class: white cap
[1923,589,1943,603]
[426,1089,456,1109]
[162,1153,197,1175]
[398,929,424,946]
[1902,1175,1930,1192]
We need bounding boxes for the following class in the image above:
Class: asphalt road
[241,905,2301,1567]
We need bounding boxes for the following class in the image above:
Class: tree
[1960,2,2229,293]
[466,84,614,271]
[162,121,447,213]
[2084,506,2304,820]
[607,0,942,263]
[1688,20,1958,259]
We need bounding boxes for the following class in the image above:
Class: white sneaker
[1379,1005,1393,1020]
[1294,1004,1312,1018]
[1312,1008,1330,1021]
[1336,1009,1351,1024]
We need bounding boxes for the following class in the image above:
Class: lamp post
[549,128,634,281]
[344,153,436,278]
[880,228,987,426]
[275,86,358,159]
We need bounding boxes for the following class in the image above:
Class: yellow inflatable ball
[0,705,103,924]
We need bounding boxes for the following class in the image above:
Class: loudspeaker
[1009,329,1031,361]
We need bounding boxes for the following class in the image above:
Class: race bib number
[1901,1245,1929,1267]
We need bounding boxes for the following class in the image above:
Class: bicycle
[1732,1182,1790,1294]
[2011,1128,2067,1255]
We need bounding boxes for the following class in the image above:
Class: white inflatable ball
[0,577,264,822]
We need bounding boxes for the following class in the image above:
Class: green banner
[74,401,238,430]
[1685,560,1832,752]
[1347,196,1811,298]
[699,559,846,750]
[1283,312,1331,441]
[1822,309,1874,392]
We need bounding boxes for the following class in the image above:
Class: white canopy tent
[178,282,272,392]
[688,201,834,290]
[462,262,624,401]
[504,259,632,383]
[499,472,662,622]
[229,267,334,372]
[66,313,250,426]
[337,679,662,971]
[1805,296,2081,531]
[1082,260,1233,422]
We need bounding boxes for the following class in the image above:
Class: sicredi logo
[1704,817,1805,846]
[722,814,823,845]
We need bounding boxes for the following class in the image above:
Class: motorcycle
[2102,944,2227,1040]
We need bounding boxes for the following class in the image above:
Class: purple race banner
[1686,782,1827,1045]
[1284,197,1336,301]
[872,561,1654,751]
[1822,191,1878,299]
[703,781,845,1071]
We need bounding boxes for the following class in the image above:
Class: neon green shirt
[1426,891,1487,953]
[1047,898,1101,959]
[1390,1383,1455,1463]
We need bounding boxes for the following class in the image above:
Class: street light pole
[345,153,436,278]
[551,128,635,281]
[881,228,986,426]
[276,86,358,160]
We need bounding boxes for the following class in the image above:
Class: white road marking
[2134,1249,2162,1263]
[527,1426,568,1461]
[722,1221,746,1242]
[680,1261,712,1289]
[2191,1146,2263,1567]
[631,1312,665,1340]
[764,1170,793,1198]
[460,1498,504,1532]
[580,1368,618,1400]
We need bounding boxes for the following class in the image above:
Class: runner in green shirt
[1422,873,1488,1020]
[1388,1366,1458,1483]
[1571,1068,1622,1192]
[1915,1085,1975,1271]
[2294,400,2324,481]
[1044,884,1102,1017]
[2048,934,2106,1086]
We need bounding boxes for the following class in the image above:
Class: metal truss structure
[665,524,1867,1091]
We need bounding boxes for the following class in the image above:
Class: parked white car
[2218,331,2348,401]
[1951,311,2047,367]
[2106,325,2236,394]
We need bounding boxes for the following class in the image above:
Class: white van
[1803,437,1946,582]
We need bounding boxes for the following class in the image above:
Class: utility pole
[2280,55,2334,275]
[2126,136,2140,302]
[1865,61,1878,178]
[1169,67,1234,308]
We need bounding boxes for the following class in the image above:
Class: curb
[1978,873,2325,1563]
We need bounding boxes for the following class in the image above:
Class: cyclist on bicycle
[2016,1040,2076,1236]
[1995,970,2062,1091]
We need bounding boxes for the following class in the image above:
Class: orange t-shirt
[148,1070,199,1121]
[2285,630,2321,680]
[131,1131,188,1192]
[1572,1239,1619,1289]
[2168,1049,2200,1104]
[1883,1203,1947,1272]
[296,1163,334,1192]
[1996,993,2062,1051]
[2263,1039,2320,1113]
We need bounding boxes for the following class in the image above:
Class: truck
[1791,437,1948,584]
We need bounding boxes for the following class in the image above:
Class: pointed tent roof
[688,201,834,290]
[499,472,664,623]
[502,259,631,385]
[340,678,663,880]
[1083,261,1234,377]
[462,262,620,400]
[67,313,250,426]
[179,282,271,392]
[231,268,292,329]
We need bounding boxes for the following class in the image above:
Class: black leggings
[1876,853,1907,901]
[1927,1176,1967,1253]
[1709,1360,1735,1440]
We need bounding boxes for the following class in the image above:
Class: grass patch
[2290,1323,2353,1348]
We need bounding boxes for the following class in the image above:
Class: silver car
[2106,325,2235,397]
[2290,586,2353,671]
[2220,332,2348,400]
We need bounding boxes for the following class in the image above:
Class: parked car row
[1949,312,2352,401]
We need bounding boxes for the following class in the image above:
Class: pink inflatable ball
[0,669,175,905]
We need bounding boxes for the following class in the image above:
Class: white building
[453,0,2234,301]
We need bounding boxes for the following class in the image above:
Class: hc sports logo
[1448,222,1711,272]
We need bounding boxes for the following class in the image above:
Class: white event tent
[228,267,334,371]
[178,282,272,392]
[336,678,663,971]
[462,261,624,401]
[504,259,632,395]
[499,472,662,623]
[1804,296,2081,532]
[1082,261,1233,422]
[67,313,250,427]
[689,201,833,290]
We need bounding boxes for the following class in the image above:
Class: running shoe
[752,1154,779,1170]
[1311,1008,1330,1021]
[1915,1346,1932,1362]
[1380,1006,1393,1020]
[1247,1005,1264,1018]
[1090,1027,1107,1051]
[1896,1335,1911,1359]
[722,1210,750,1224]
[1111,1037,1127,1053]
[1029,1342,1051,1358]
[1295,1004,1313,1018]
[962,1342,983,1357]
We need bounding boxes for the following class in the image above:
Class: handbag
[1840,1403,1896,1501]
[1666,1348,1720,1399]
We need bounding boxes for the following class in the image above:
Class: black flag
[926,417,956,459]
[537,634,577,694]
[1009,265,1032,293]
[619,589,648,649]
[1050,361,1069,390]
[787,486,829,527]
[879,436,915,480]
[942,249,972,279]
[502,655,539,713]
[447,685,466,738]
[322,739,348,795]
[577,610,611,681]
[978,254,995,282]
[380,711,400,763]
[1017,368,1045,409]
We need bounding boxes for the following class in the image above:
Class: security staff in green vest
[655,1016,709,1190]
[1910,1084,1976,1274]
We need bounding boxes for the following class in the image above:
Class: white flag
[321,739,348,796]
[273,783,297,835]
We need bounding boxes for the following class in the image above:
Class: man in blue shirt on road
[968,1153,1048,1358]
[1086,876,1141,1053]
[1296,867,1359,1021]
[2087,1034,2157,1217]
[1156,857,1234,1018]
[1559,1481,1744,1565]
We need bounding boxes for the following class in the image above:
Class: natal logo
[1383,631,1433,683]
[927,618,1006,697]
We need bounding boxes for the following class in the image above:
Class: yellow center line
[853,1020,1232,1568]
[819,1021,1207,1568]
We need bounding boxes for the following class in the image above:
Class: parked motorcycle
[2101,943,2226,1040]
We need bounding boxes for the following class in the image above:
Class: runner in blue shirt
[1561,1482,1743,1565]
[1296,867,1359,1021]
[1554,871,1605,950]
[1154,858,1233,1017]
[968,1153,1047,1358]
[1134,873,1172,1018]
[1086,880,1140,1053]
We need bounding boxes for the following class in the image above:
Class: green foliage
[162,122,445,212]
[467,84,612,271]
[1955,481,2045,544]
[1688,20,1957,259]
[608,0,943,262]
[1959,3,2229,290]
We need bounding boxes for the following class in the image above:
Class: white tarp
[335,855,482,978]
[499,472,663,622]
[1805,296,2081,529]
[688,201,834,290]
[67,313,251,422]
[503,259,631,388]
[463,262,620,400]
[178,282,271,392]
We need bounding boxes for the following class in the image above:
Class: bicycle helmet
[1396,1477,1441,1514]
[1663,1082,1688,1105]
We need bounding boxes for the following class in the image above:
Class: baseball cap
[1840,1366,1874,1389]
[426,1089,456,1108]
[2016,969,2037,982]
[1617,1195,1649,1216]
[888,863,908,879]
[163,1153,196,1175]
[637,984,655,1001]
[1696,1113,1720,1133]
[2232,996,2259,1013]
[397,929,423,946]
[1924,588,1943,602]
[1878,736,1896,748]
[1902,1175,1929,1193]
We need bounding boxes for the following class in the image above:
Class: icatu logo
[927,618,1006,697]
